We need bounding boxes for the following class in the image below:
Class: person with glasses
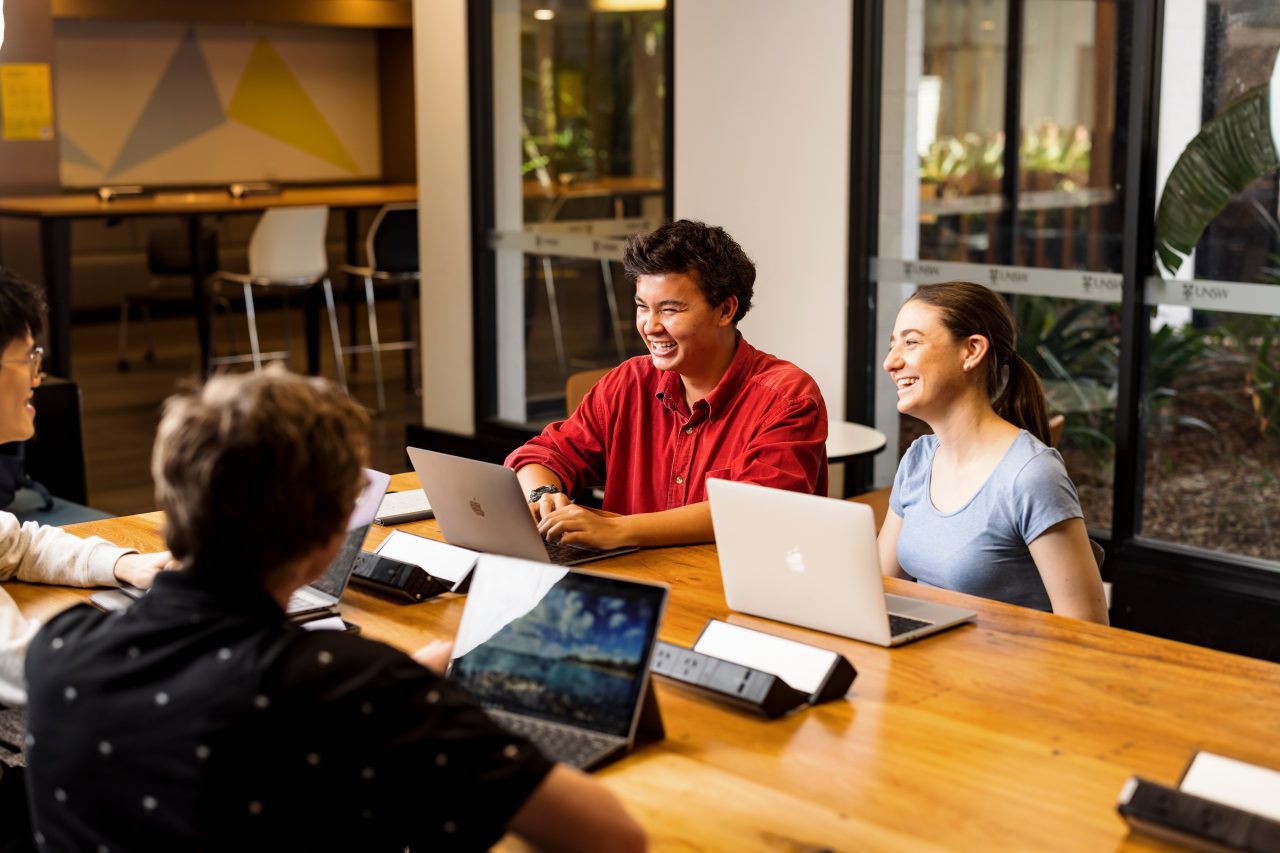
[0,269,174,849]
[0,269,174,707]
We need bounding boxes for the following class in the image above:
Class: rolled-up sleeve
[505,379,613,498]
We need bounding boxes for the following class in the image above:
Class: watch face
[529,485,559,502]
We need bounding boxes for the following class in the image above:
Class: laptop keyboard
[286,588,327,614]
[888,613,933,637]
[489,710,619,769]
[543,539,604,565]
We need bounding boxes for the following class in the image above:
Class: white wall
[673,0,852,425]
[412,0,474,435]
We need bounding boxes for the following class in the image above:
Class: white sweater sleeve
[0,511,132,588]
[0,584,38,707]
[0,510,135,707]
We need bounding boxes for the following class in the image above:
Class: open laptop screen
[310,469,390,599]
[449,557,666,737]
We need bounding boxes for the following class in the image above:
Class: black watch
[528,484,561,503]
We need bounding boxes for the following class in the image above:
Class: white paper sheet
[375,529,478,585]
[1180,752,1280,821]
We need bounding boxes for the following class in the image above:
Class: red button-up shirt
[506,336,828,515]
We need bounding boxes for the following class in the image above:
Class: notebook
[448,555,668,770]
[407,447,638,566]
[707,478,975,647]
[374,488,433,525]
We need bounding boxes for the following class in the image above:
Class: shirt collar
[140,568,285,624]
[655,333,753,420]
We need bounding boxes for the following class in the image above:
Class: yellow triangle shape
[226,37,359,174]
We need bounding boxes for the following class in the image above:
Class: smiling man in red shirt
[507,219,828,550]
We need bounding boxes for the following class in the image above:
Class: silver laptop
[448,555,667,770]
[407,447,638,566]
[285,469,391,619]
[707,478,975,646]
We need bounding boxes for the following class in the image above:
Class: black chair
[116,224,222,370]
[336,203,420,411]
[1,378,112,526]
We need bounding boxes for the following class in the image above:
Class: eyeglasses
[1,346,44,378]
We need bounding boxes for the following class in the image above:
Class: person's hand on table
[538,504,632,551]
[529,490,572,522]
[113,551,181,590]
[412,640,455,675]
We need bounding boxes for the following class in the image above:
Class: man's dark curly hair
[0,267,45,353]
[622,220,755,323]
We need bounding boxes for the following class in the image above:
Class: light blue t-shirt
[888,430,1083,612]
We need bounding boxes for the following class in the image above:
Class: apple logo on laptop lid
[785,546,806,574]
[470,499,485,517]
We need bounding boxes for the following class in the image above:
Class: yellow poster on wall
[1,64,55,141]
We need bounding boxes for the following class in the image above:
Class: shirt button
[675,476,683,484]
[685,427,693,435]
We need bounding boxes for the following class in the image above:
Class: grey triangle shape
[60,133,100,170]
[108,28,226,178]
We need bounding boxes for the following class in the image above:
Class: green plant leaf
[1154,70,1280,276]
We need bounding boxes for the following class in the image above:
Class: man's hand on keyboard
[537,504,633,551]
[530,490,572,523]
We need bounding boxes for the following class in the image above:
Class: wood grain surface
[0,184,418,219]
[9,473,1279,851]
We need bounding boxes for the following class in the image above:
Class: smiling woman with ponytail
[877,282,1108,624]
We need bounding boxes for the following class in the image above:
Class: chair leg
[599,259,626,363]
[364,276,387,412]
[541,257,568,377]
[213,295,239,355]
[399,281,416,393]
[243,283,264,372]
[322,278,348,390]
[347,273,361,373]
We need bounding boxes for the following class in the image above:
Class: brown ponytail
[908,282,1053,445]
[994,354,1051,446]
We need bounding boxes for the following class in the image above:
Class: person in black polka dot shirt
[23,370,645,852]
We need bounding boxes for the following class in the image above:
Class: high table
[0,184,417,378]
[11,473,1280,850]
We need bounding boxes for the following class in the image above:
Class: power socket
[650,641,809,719]
[1118,776,1280,851]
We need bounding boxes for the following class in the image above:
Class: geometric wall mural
[53,22,379,187]
[109,29,226,177]
[227,38,358,174]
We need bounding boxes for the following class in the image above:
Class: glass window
[881,0,1123,535]
[489,0,667,429]
[1144,0,1280,563]
[919,0,1009,264]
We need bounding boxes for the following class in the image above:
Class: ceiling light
[533,8,555,20]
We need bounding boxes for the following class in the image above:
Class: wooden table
[0,183,417,377]
[11,473,1280,851]
[523,176,664,221]
[826,421,887,464]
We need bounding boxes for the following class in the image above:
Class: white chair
[207,206,345,387]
